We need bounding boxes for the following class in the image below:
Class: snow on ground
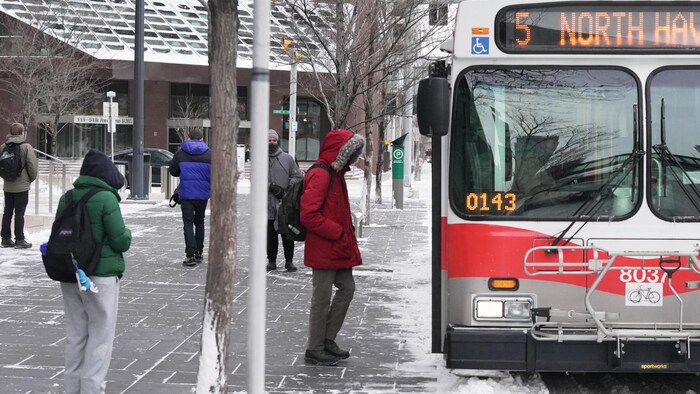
[7,162,550,393]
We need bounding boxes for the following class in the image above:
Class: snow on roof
[0,0,332,70]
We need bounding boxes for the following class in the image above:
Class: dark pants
[267,219,294,263]
[2,191,29,241]
[180,199,208,257]
[307,268,355,351]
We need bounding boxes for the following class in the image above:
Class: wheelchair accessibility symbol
[471,37,489,55]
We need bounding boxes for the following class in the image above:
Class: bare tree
[284,0,451,221]
[0,13,109,155]
[195,0,239,392]
[171,93,211,142]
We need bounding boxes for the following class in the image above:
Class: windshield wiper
[548,104,642,250]
[652,98,700,213]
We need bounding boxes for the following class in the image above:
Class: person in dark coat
[168,128,212,266]
[57,149,132,394]
[267,129,303,272]
[0,122,38,248]
[300,129,364,366]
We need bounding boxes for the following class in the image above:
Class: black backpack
[41,188,104,282]
[277,163,332,242]
[0,142,25,181]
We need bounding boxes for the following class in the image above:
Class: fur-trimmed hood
[317,129,365,172]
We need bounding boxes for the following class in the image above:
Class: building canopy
[0,0,334,69]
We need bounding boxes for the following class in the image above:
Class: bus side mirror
[416,77,450,137]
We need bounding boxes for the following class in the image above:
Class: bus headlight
[474,296,533,321]
[475,300,503,318]
[504,300,531,319]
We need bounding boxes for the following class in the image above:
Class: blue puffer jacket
[168,140,211,200]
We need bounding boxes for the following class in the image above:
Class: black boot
[285,261,298,272]
[14,239,31,249]
[324,339,350,359]
[195,252,203,263]
[1,238,14,248]
[266,261,277,271]
[304,349,339,366]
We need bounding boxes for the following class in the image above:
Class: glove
[269,184,285,199]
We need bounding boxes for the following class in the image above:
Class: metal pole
[431,131,443,353]
[402,65,413,189]
[131,0,145,199]
[108,93,115,161]
[249,0,270,392]
[288,61,297,159]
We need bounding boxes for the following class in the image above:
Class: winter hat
[80,149,125,190]
[268,129,280,141]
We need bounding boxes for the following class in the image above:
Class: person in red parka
[300,129,365,366]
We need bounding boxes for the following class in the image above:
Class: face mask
[268,143,278,154]
[349,147,362,165]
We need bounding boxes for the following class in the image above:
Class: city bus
[416,0,700,372]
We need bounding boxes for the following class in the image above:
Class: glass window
[281,98,328,161]
[648,69,700,220]
[450,68,640,220]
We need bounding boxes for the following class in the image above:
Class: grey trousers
[61,276,120,394]
[307,268,355,351]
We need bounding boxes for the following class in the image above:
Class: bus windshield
[449,68,640,220]
[649,69,700,221]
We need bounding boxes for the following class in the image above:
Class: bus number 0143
[465,192,517,212]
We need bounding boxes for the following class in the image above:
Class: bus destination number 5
[465,192,516,213]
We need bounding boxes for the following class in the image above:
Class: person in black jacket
[168,128,212,266]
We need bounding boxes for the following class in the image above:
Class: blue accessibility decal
[471,37,489,55]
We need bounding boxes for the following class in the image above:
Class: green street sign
[272,109,289,115]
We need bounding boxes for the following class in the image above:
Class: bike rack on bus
[523,245,700,359]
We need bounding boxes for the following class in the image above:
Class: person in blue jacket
[168,128,212,266]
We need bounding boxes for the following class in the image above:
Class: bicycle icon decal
[471,37,489,55]
[625,282,663,307]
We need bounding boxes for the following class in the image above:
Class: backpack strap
[308,163,333,211]
[60,188,105,218]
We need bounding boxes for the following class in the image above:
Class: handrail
[33,148,65,163]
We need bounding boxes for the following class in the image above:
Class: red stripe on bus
[445,223,699,296]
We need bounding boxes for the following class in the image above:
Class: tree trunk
[195,1,238,393]
[375,116,386,204]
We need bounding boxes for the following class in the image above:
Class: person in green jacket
[57,149,131,394]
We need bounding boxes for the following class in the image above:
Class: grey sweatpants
[307,268,355,351]
[61,276,120,394]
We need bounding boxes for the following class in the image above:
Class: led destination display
[497,4,700,52]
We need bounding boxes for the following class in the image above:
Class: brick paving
[0,188,440,393]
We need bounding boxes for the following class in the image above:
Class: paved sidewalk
[0,185,440,393]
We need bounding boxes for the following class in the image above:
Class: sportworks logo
[640,364,668,369]
[59,229,73,236]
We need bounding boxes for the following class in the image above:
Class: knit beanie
[268,129,279,141]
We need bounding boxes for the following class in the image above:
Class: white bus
[417,0,700,372]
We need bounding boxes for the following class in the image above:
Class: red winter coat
[301,129,363,270]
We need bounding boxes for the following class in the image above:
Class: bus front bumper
[445,327,700,373]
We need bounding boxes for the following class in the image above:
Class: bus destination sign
[497,5,700,53]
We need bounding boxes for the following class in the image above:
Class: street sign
[272,109,289,115]
[392,146,404,180]
[103,102,119,133]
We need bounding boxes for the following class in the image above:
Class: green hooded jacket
[55,175,132,277]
